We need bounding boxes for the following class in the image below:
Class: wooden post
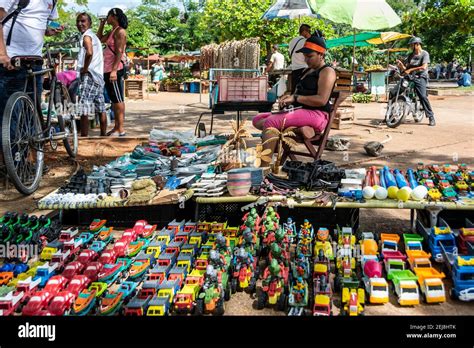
[147,49,150,99]
[352,30,356,92]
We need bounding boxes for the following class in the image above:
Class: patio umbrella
[261,0,316,20]
[308,0,402,74]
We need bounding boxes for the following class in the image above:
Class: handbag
[107,43,128,79]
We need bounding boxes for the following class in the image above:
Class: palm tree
[262,118,297,173]
[221,118,251,167]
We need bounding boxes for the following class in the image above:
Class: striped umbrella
[261,0,316,20]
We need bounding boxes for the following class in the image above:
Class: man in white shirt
[76,12,107,136]
[0,0,62,140]
[288,24,311,93]
[266,44,285,86]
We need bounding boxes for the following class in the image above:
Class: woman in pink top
[98,8,128,136]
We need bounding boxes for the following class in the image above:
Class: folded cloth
[132,179,156,190]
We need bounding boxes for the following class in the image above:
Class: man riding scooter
[396,36,436,126]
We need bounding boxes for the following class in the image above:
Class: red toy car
[113,240,130,258]
[99,249,118,265]
[44,275,68,294]
[47,291,76,315]
[121,229,138,243]
[66,275,91,297]
[62,261,85,280]
[77,249,99,265]
[132,220,147,237]
[22,291,53,316]
[83,262,104,282]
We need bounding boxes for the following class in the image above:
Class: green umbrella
[307,0,401,30]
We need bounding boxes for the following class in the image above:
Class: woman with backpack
[98,7,128,136]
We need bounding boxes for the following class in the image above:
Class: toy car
[99,249,118,265]
[82,262,104,282]
[89,219,106,232]
[99,291,124,316]
[22,290,54,316]
[90,241,107,254]
[44,275,68,294]
[97,227,114,243]
[47,291,75,316]
[78,232,94,245]
[428,188,442,201]
[62,261,85,280]
[72,289,97,315]
[66,275,91,297]
[77,249,99,265]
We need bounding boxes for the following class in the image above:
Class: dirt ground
[0,91,473,316]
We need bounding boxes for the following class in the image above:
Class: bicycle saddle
[10,55,43,68]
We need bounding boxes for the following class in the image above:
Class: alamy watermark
[0,242,39,262]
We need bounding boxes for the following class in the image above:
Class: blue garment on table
[457,72,472,87]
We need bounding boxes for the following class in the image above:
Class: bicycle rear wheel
[56,84,78,157]
[1,92,44,195]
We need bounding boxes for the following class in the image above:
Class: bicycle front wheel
[1,92,44,195]
[56,84,78,158]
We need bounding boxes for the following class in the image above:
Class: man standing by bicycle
[396,37,436,126]
[0,0,63,132]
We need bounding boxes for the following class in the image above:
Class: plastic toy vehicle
[89,219,106,232]
[313,294,332,316]
[382,250,407,276]
[341,287,365,316]
[99,249,118,265]
[456,180,469,192]
[72,288,97,315]
[418,221,457,262]
[113,238,131,258]
[89,282,108,297]
[99,291,124,316]
[146,280,181,316]
[147,264,172,283]
[406,250,432,270]
[98,263,125,284]
[138,280,161,299]
[22,290,54,316]
[127,238,150,258]
[124,295,151,316]
[256,259,287,312]
[78,232,94,245]
[90,241,107,254]
[173,270,204,315]
[117,281,138,301]
[62,262,85,280]
[441,245,474,301]
[77,249,99,265]
[380,233,400,252]
[47,291,75,315]
[403,234,424,252]
[459,226,474,255]
[0,291,24,316]
[0,272,14,286]
[58,227,79,245]
[413,267,446,303]
[63,238,83,257]
[428,188,442,201]
[390,270,420,306]
[0,263,28,276]
[15,277,41,303]
[156,228,175,245]
[288,277,308,316]
[146,241,166,258]
[40,246,58,261]
[43,275,68,294]
[97,227,114,243]
[128,253,156,281]
[65,275,91,297]
[362,259,388,304]
[82,262,103,282]
[33,262,58,287]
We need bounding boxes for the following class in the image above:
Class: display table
[195,194,474,228]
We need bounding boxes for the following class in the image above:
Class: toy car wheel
[247,278,256,294]
[215,298,225,316]
[256,291,267,310]
[231,278,237,294]
[194,299,204,316]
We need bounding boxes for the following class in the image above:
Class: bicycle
[1,41,78,195]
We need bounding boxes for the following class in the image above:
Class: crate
[334,70,353,93]
[218,76,268,102]
[339,93,353,107]
[331,106,355,130]
[125,80,145,100]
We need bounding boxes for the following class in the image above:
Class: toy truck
[403,234,424,252]
[362,258,388,304]
[146,279,181,316]
[380,233,400,252]
[455,219,474,255]
[173,269,203,314]
[413,268,446,303]
[39,245,58,261]
[390,270,420,306]
[147,264,172,283]
[15,277,41,303]
[124,295,152,316]
[382,250,407,276]
[33,262,59,287]
[417,219,457,262]
[0,291,24,316]
[406,250,433,271]
[146,240,166,258]
[440,243,474,301]
[167,219,185,233]
[155,228,175,245]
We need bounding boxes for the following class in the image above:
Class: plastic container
[218,76,268,102]
[190,82,200,93]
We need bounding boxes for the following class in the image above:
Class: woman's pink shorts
[253,108,329,133]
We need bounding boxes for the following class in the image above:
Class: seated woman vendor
[253,32,336,166]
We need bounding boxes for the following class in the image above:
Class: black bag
[107,43,128,79]
[2,0,30,46]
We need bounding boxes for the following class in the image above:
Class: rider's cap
[408,36,422,45]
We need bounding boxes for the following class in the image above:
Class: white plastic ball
[375,187,388,200]
[362,186,375,199]
[411,185,428,201]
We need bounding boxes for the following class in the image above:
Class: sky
[67,0,183,16]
